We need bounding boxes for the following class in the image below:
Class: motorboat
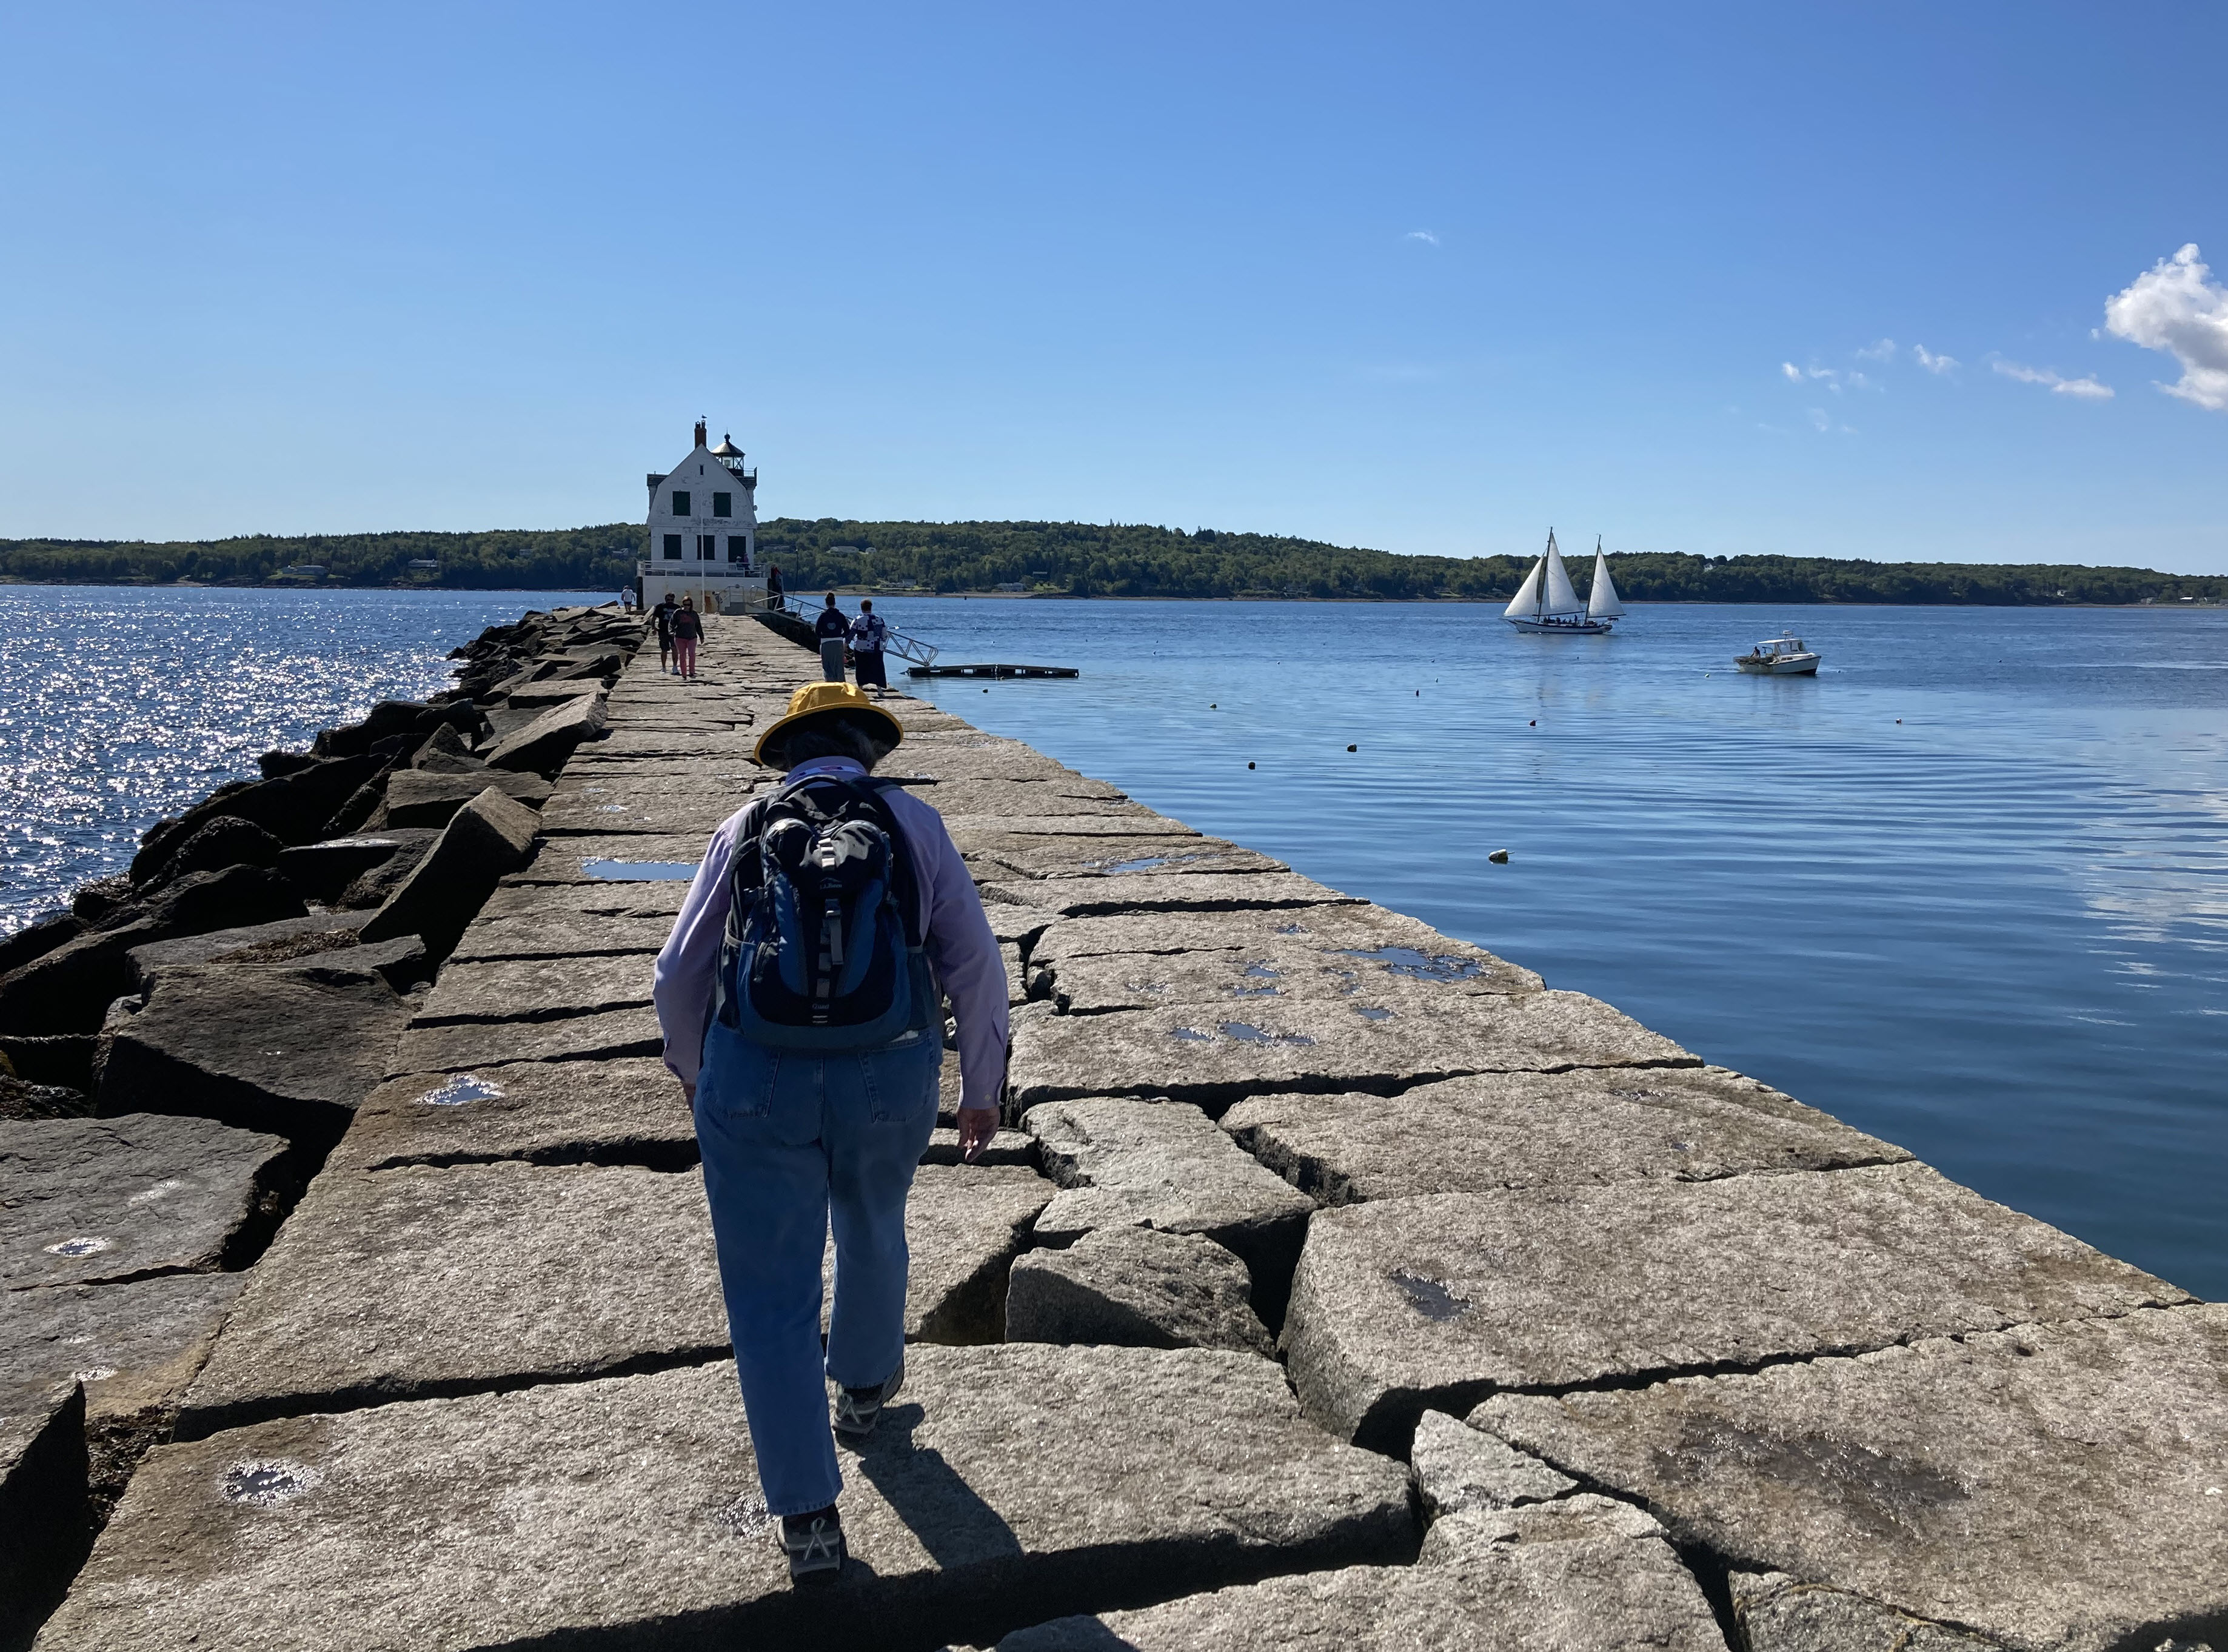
[1505,530,1621,633]
[1735,634,1821,674]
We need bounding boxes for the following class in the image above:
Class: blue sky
[2,2,2223,570]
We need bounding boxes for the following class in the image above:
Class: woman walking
[814,592,849,682]
[671,597,703,680]
[653,683,1007,1584]
[653,592,678,674]
[848,598,890,698]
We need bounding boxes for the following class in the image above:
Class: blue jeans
[692,1017,940,1517]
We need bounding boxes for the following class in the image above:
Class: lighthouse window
[728,537,748,563]
[671,491,691,517]
[712,492,732,518]
[661,535,681,560]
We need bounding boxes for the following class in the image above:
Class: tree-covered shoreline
[4,520,2222,606]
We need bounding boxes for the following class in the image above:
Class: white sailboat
[1587,537,1624,625]
[1504,529,1615,634]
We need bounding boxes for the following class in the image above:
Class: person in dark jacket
[814,594,848,682]
[653,593,678,674]
[848,599,890,698]
[671,597,703,680]
[766,564,784,608]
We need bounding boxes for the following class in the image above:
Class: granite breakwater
[4,608,2223,1651]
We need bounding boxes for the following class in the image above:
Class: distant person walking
[766,564,784,609]
[815,594,849,683]
[653,682,1006,1583]
[848,599,890,698]
[654,592,678,674]
[672,597,703,681]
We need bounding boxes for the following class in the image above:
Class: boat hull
[1507,617,1614,634]
[1735,655,1819,674]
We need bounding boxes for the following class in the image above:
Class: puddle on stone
[1229,986,1281,997]
[1275,923,1309,936]
[1352,1006,1395,1022]
[599,804,629,813]
[1170,1027,1214,1042]
[1242,963,1282,978]
[418,1074,506,1108]
[1390,1270,1473,1322]
[44,1237,111,1258]
[1336,945,1485,983]
[581,858,698,881]
[1096,855,1170,875]
[1219,1022,1315,1046]
[222,1459,324,1507]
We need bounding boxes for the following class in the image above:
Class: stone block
[370,769,552,829]
[124,911,364,992]
[1023,1096,1313,1318]
[446,908,676,963]
[476,881,690,922]
[540,785,753,836]
[1043,934,1542,1011]
[1282,1163,2193,1452]
[980,872,1361,920]
[1477,1305,2228,1652]
[387,1004,663,1074]
[896,777,1137,813]
[1007,1226,1273,1356]
[1410,1409,1573,1517]
[141,816,284,886]
[1,1379,89,1651]
[95,965,409,1146]
[1009,991,1696,1115]
[1222,1067,1908,1205]
[998,1494,1722,1652]
[484,692,607,775]
[359,786,542,960]
[1731,1572,2004,1651]
[330,1057,692,1174]
[55,1346,1411,1652]
[410,953,655,1026]
[940,811,1183,838]
[871,1164,1055,1345]
[958,832,1286,883]
[505,834,711,884]
[178,1161,727,1436]
[1028,902,1524,973]
[0,1113,289,1289]
[0,912,84,979]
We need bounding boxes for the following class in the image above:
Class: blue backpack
[714,773,938,1050]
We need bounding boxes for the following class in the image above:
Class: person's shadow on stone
[848,1402,1024,1573]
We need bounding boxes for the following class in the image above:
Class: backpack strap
[764,771,926,949]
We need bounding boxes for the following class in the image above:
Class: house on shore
[638,420,769,613]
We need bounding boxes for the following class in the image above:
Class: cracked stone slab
[328,1057,692,1174]
[0,1271,247,1442]
[387,1004,663,1074]
[372,769,552,829]
[50,1344,1412,1652]
[891,777,1137,813]
[998,1494,1722,1652]
[504,834,711,884]
[475,881,689,922]
[960,832,1288,882]
[1045,941,1544,1012]
[1731,1571,2006,1651]
[1029,904,1539,983]
[981,872,1360,920]
[826,1165,1055,1345]
[1283,1162,2192,1451]
[1,1114,289,1289]
[2,1377,86,1650]
[410,953,655,1026]
[1023,1097,1314,1309]
[539,788,754,836]
[177,1161,728,1436]
[1006,1225,1274,1356]
[1221,1067,1909,1205]
[589,730,761,760]
[1477,1304,2228,1652]
[938,811,1180,837]
[1009,991,1696,1114]
[446,909,675,963]
[1410,1409,1575,1517]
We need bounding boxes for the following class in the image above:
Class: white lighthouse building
[637,420,769,613]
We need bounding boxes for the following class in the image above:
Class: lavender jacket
[652,756,1009,1111]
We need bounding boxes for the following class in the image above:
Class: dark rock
[484,693,607,775]
[329,1057,691,1173]
[69,875,136,923]
[999,1495,1721,1652]
[139,815,285,887]
[1221,1067,1909,1206]
[264,934,426,991]
[127,914,367,992]
[1007,1225,1273,1356]
[116,864,306,938]
[0,1035,99,1093]
[1410,1410,1574,1517]
[0,1379,89,1652]
[0,1112,291,1288]
[94,965,409,1146]
[407,721,483,772]
[317,762,394,838]
[0,1074,93,1120]
[1024,1095,1314,1322]
[255,750,319,780]
[274,833,433,902]
[312,701,435,760]
[334,837,440,909]
[370,769,552,829]
[1283,1163,2193,1452]
[358,787,541,960]
[66,1346,1411,1652]
[0,912,84,978]
[1478,1305,2228,1652]
[129,755,385,878]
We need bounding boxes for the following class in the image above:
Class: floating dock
[14,610,2224,1652]
[907,661,1079,679]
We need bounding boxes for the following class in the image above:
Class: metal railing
[772,595,939,669]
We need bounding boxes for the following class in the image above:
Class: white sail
[1541,533,1584,617]
[1588,543,1625,619]
[1503,557,1545,620]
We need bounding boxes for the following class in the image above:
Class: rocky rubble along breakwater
[7,612,2224,1652]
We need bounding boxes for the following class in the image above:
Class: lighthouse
[637,419,770,614]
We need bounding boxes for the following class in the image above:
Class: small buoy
[1528,720,1536,727]
[1415,689,1420,697]
[1346,744,1357,752]
[1896,718,1902,724]
[1210,703,1217,709]
[1247,761,1256,769]
[1488,849,1510,864]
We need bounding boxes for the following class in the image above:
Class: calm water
[874,597,2228,1299]
[0,587,611,929]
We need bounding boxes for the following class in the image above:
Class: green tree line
[4,520,2223,605]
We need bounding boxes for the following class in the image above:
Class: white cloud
[1991,358,2113,400]
[1856,338,1896,361]
[1404,230,1439,247]
[1781,361,1802,383]
[1912,344,1958,374]
[1807,407,1832,432]
[2104,243,2228,412]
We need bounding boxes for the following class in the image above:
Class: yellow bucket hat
[752,681,906,766]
